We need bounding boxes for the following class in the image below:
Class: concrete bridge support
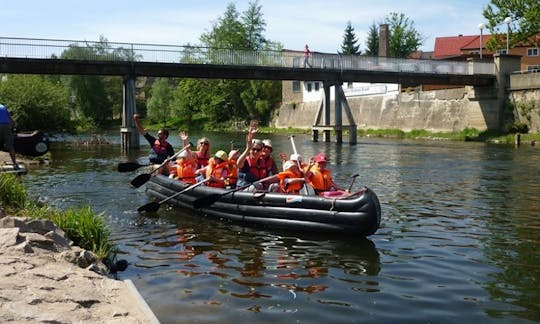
[312,81,357,144]
[121,75,139,152]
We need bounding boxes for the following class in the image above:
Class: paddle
[130,143,192,188]
[137,179,210,213]
[192,175,276,209]
[117,162,149,172]
[347,173,359,192]
[289,135,316,195]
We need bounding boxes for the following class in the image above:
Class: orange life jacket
[206,158,230,188]
[175,159,197,184]
[226,160,238,188]
[277,170,304,194]
[307,167,333,192]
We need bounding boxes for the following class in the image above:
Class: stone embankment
[0,212,159,323]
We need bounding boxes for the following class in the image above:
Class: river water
[22,132,540,323]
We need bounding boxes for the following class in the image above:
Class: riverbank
[0,212,159,323]
[0,151,160,323]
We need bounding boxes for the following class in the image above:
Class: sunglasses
[263,146,273,151]
[199,142,209,146]
[252,147,262,152]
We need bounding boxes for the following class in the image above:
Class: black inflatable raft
[145,174,381,236]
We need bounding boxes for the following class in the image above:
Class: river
[22,132,540,323]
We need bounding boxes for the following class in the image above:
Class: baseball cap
[283,160,296,170]
[315,153,327,163]
[215,150,228,161]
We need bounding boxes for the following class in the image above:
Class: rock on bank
[0,213,159,323]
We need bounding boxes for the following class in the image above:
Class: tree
[200,3,247,49]
[365,23,380,56]
[146,78,173,126]
[242,0,267,50]
[385,12,423,58]
[0,75,71,131]
[483,0,540,50]
[340,21,361,55]
[186,1,280,128]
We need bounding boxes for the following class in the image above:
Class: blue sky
[3,0,492,53]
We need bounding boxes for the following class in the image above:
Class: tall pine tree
[365,23,379,56]
[340,21,361,55]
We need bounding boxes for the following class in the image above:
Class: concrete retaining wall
[272,88,501,132]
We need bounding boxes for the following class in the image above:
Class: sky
[2,0,494,53]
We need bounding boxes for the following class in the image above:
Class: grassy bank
[0,173,117,260]
[259,126,540,144]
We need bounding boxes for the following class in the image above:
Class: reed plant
[0,173,28,209]
[0,174,117,260]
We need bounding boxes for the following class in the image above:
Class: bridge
[0,37,497,147]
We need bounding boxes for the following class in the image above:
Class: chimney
[379,24,390,57]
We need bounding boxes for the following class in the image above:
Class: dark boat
[12,130,49,156]
[144,174,382,236]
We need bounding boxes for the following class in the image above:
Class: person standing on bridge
[133,113,174,165]
[0,104,19,170]
[303,44,312,68]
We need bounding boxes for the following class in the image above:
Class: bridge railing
[0,37,496,75]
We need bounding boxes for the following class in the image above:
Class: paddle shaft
[150,143,192,175]
[130,144,191,188]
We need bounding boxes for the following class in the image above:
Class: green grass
[0,173,118,260]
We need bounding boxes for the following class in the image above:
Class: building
[434,33,540,71]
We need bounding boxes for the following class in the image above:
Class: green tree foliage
[146,78,173,126]
[242,0,267,50]
[365,23,380,56]
[201,3,247,49]
[0,75,71,131]
[172,1,280,128]
[60,36,140,127]
[483,0,540,51]
[340,21,361,55]
[385,12,423,58]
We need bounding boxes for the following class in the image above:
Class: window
[314,82,320,91]
[306,82,312,92]
[527,48,539,56]
[292,81,300,93]
[497,49,508,55]
[527,65,540,71]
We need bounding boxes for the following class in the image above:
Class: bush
[509,122,529,134]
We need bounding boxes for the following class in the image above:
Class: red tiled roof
[433,35,478,58]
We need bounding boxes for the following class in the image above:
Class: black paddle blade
[192,194,222,209]
[137,201,160,213]
[130,173,152,188]
[117,162,146,172]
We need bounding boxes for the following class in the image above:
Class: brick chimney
[379,24,390,57]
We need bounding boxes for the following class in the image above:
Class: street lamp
[504,17,512,54]
[478,23,485,59]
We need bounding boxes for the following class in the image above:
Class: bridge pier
[121,75,139,152]
[312,81,357,144]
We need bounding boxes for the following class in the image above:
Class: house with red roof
[433,33,540,71]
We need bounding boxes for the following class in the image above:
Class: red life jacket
[246,156,267,180]
[196,151,209,168]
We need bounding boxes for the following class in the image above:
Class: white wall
[301,81,399,102]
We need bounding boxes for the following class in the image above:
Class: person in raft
[305,153,344,195]
[133,113,174,165]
